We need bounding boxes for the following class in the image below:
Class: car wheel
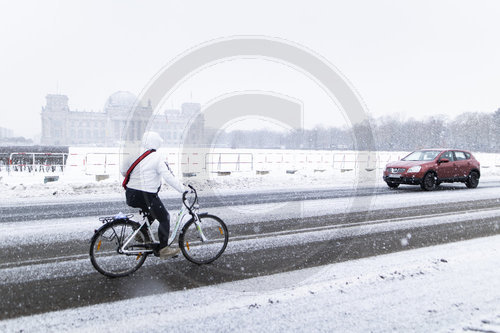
[386,182,399,189]
[420,172,437,191]
[465,171,479,188]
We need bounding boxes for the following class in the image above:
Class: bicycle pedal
[148,243,160,256]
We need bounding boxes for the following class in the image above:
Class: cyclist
[120,131,186,259]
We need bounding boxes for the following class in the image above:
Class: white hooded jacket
[120,132,185,194]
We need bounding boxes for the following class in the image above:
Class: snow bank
[0,168,367,202]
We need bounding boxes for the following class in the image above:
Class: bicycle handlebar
[182,184,198,212]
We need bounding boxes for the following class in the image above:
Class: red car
[383,149,481,191]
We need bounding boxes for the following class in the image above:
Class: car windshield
[402,150,441,161]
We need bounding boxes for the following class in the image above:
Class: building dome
[104,91,137,110]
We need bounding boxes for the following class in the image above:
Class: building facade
[0,127,14,138]
[40,91,204,146]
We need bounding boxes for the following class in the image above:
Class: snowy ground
[0,168,371,201]
[1,235,498,332]
[1,166,500,205]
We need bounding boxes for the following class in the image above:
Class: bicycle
[89,185,229,278]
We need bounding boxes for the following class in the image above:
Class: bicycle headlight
[407,166,421,173]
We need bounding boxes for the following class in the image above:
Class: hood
[142,131,163,150]
[386,160,432,168]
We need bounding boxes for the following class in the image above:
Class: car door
[436,150,455,180]
[453,151,469,179]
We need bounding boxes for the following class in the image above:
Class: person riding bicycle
[120,131,186,259]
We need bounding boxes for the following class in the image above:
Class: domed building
[41,91,203,146]
[104,91,138,110]
[103,91,153,145]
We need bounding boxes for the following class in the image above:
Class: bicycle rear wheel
[179,213,229,265]
[89,220,149,278]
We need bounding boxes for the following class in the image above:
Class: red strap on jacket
[122,149,156,189]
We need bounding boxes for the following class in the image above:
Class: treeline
[0,136,33,146]
[216,127,352,150]
[217,109,500,153]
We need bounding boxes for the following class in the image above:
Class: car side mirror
[439,158,449,164]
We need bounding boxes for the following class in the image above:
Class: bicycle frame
[119,195,203,255]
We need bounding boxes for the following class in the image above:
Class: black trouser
[125,188,170,249]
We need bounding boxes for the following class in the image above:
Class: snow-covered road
[1,235,499,332]
[0,181,499,332]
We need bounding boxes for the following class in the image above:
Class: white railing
[205,153,253,173]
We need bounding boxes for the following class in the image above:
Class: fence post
[8,153,13,175]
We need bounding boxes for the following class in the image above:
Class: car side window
[454,151,467,161]
[464,152,471,159]
[440,151,455,161]
[423,152,436,160]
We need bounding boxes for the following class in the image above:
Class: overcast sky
[1,0,500,138]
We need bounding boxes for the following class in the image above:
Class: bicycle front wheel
[89,220,148,278]
[179,214,229,265]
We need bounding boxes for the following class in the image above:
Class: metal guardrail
[6,152,68,173]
